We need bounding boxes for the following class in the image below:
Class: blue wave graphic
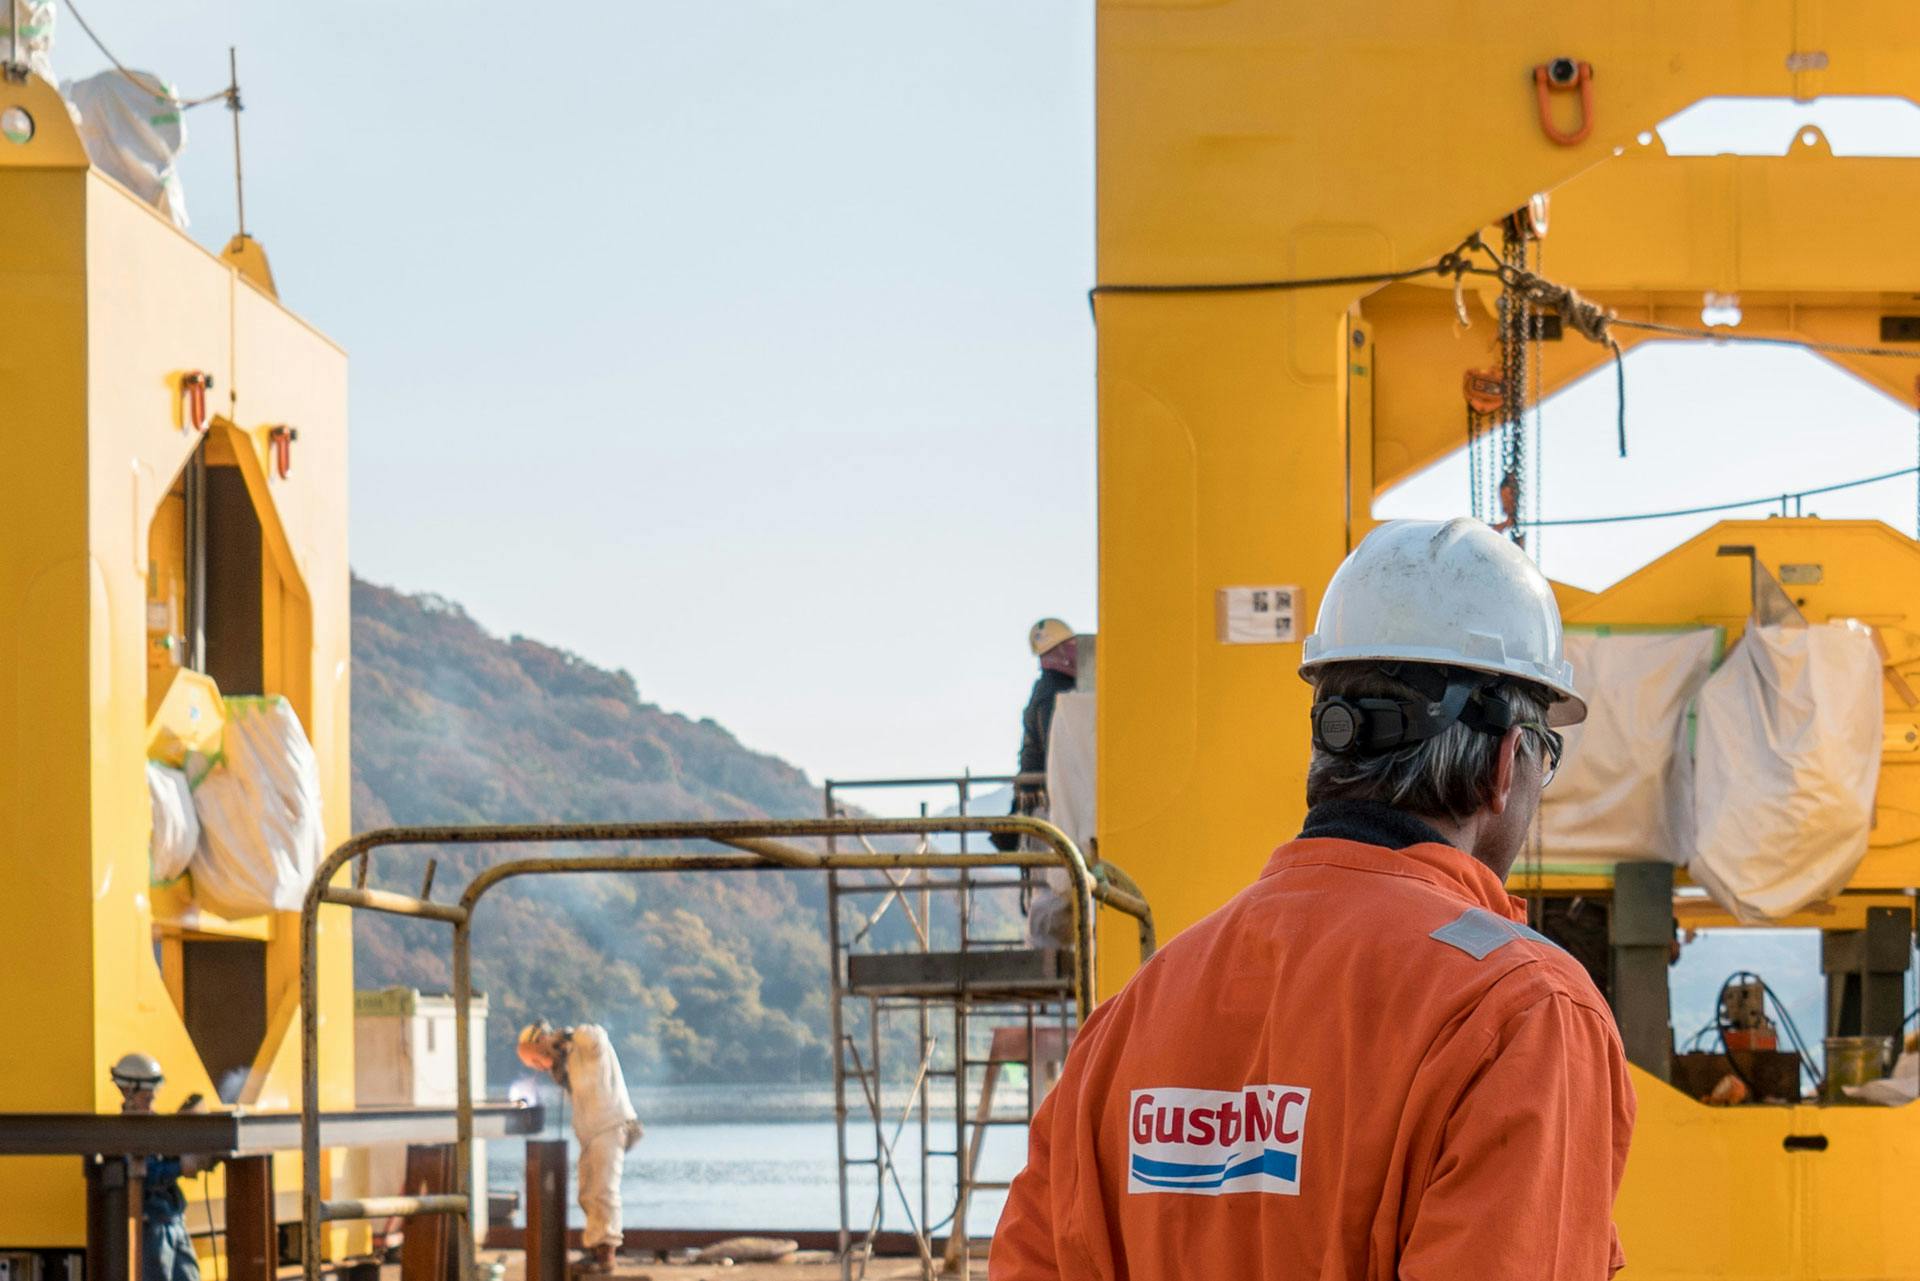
[1131,1149,1298,1188]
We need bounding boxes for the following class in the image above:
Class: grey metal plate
[846,948,1067,997]
[0,1103,544,1156]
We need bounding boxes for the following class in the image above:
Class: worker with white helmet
[518,1020,643,1271]
[110,1053,214,1281]
[993,618,1081,943]
[995,518,1637,1280]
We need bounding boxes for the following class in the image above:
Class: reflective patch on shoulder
[1430,907,1559,960]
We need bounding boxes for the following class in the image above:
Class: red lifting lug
[1463,368,1505,415]
[1533,59,1594,147]
[268,425,299,479]
[180,371,215,432]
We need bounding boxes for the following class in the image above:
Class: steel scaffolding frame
[823,774,1101,1280]
[295,816,1154,1281]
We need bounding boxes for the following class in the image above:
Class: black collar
[1298,799,1455,851]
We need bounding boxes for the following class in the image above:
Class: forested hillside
[349,577,837,1086]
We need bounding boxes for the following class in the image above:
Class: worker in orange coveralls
[993,517,1636,1280]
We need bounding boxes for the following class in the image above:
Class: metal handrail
[297,815,1152,1281]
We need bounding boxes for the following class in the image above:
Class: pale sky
[51,6,1920,798]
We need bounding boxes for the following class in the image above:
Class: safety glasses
[1515,721,1564,788]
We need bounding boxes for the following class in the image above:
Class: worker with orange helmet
[518,1021,644,1271]
[992,519,1636,1279]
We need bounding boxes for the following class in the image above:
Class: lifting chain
[1530,238,1546,563]
[1493,221,1528,544]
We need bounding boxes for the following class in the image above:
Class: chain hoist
[1530,237,1546,563]
[1463,368,1501,521]
[1494,220,1528,544]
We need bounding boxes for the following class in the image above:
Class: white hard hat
[1300,518,1585,726]
[1029,618,1074,656]
[109,1053,164,1089]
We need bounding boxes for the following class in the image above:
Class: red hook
[1533,59,1594,147]
[268,425,298,479]
[181,371,214,432]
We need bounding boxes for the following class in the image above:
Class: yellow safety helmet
[1029,618,1074,657]
[517,1021,556,1071]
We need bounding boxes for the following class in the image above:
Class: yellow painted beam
[1369,133,1920,492]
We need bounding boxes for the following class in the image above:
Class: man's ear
[1487,726,1525,816]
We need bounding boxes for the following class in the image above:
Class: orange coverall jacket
[993,803,1637,1280]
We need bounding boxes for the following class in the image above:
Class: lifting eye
[1533,60,1595,147]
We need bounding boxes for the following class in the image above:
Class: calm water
[486,1083,1028,1235]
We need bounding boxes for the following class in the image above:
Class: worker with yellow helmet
[993,618,1083,941]
[518,1020,644,1271]
[990,621,1077,823]
[994,519,1636,1280]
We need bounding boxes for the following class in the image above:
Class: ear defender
[1310,676,1518,757]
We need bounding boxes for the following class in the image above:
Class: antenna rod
[228,46,246,238]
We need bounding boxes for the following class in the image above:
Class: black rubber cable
[1521,463,1920,528]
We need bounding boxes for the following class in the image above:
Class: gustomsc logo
[1127,1085,1310,1196]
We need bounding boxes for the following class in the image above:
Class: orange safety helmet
[516,1020,556,1071]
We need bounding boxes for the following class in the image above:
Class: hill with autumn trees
[348,576,838,1086]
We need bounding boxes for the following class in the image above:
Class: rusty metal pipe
[323,885,468,924]
[712,836,827,867]
[321,1193,467,1220]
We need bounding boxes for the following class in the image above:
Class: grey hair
[1305,663,1550,821]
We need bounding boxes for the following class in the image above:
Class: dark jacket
[1019,669,1078,779]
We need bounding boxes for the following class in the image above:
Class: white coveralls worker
[566,1024,643,1248]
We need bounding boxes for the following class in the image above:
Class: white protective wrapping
[1045,691,1097,859]
[1537,629,1719,864]
[1025,690,1097,948]
[4,1,56,83]
[146,761,199,884]
[1689,621,1884,924]
[188,696,325,918]
[62,68,189,227]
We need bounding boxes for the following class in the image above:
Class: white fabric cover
[62,68,188,227]
[146,761,199,884]
[1045,691,1096,859]
[1537,630,1718,864]
[4,1,56,83]
[1689,621,1884,924]
[188,696,324,917]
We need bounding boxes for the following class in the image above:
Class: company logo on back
[1127,1085,1310,1196]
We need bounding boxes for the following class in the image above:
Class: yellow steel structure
[1537,521,1920,1279]
[1096,4,1920,1277]
[0,72,356,1247]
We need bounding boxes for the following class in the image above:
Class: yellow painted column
[1095,292,1356,993]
